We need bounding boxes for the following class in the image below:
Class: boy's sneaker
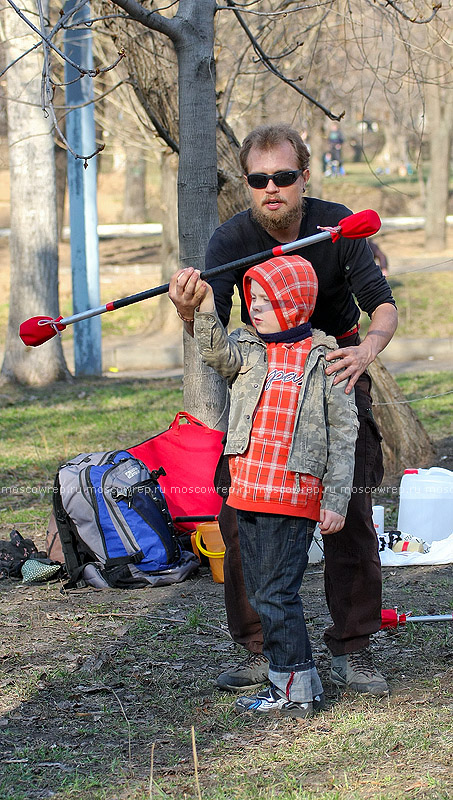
[331,648,389,696]
[216,652,269,692]
[235,685,319,719]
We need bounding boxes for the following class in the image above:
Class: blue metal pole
[64,0,102,376]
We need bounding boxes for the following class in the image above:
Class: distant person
[179,254,358,719]
[349,138,363,163]
[328,124,345,176]
[369,240,389,277]
[323,151,333,176]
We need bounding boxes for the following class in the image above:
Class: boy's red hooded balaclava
[243,255,318,333]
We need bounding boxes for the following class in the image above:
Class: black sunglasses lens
[274,171,299,186]
[247,171,300,189]
[247,174,268,189]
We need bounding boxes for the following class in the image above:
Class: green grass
[386,272,453,339]
[5,699,450,800]
[322,161,421,197]
[393,371,453,440]
[359,272,453,340]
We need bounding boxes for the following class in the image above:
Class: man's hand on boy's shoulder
[325,341,372,395]
[319,509,345,535]
[325,303,398,394]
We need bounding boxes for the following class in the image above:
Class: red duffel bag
[128,412,225,532]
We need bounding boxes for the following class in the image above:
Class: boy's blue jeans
[236,509,323,703]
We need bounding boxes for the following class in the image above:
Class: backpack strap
[104,551,145,567]
[53,472,87,588]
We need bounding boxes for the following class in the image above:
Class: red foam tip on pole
[380,608,399,629]
[19,316,66,347]
[331,209,381,242]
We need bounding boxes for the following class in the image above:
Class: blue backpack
[53,450,199,589]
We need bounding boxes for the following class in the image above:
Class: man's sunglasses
[246,169,303,189]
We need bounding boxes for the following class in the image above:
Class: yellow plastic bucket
[194,521,225,584]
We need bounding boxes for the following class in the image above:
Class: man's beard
[251,195,306,232]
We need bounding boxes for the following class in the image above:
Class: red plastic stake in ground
[381,608,453,628]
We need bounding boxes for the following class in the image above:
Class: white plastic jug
[397,467,453,545]
[372,505,385,537]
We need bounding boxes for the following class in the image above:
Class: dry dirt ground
[1,540,452,798]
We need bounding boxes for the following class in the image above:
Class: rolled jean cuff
[269,664,323,703]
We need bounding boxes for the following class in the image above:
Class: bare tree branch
[367,0,442,25]
[129,75,180,153]
[217,0,335,17]
[224,0,345,120]
[106,0,181,41]
[0,40,42,79]
[5,0,126,79]
[6,0,96,75]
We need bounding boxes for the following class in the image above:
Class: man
[169,123,398,697]
[328,123,345,176]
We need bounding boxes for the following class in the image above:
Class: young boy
[187,255,358,719]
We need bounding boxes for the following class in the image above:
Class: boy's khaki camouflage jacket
[194,309,359,517]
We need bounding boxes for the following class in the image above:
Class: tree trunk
[368,358,435,481]
[423,28,453,252]
[53,91,67,241]
[306,113,324,199]
[55,140,67,242]
[216,118,249,224]
[375,111,409,176]
[0,1,70,385]
[174,0,227,428]
[123,150,147,222]
[148,150,181,335]
[424,85,452,251]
